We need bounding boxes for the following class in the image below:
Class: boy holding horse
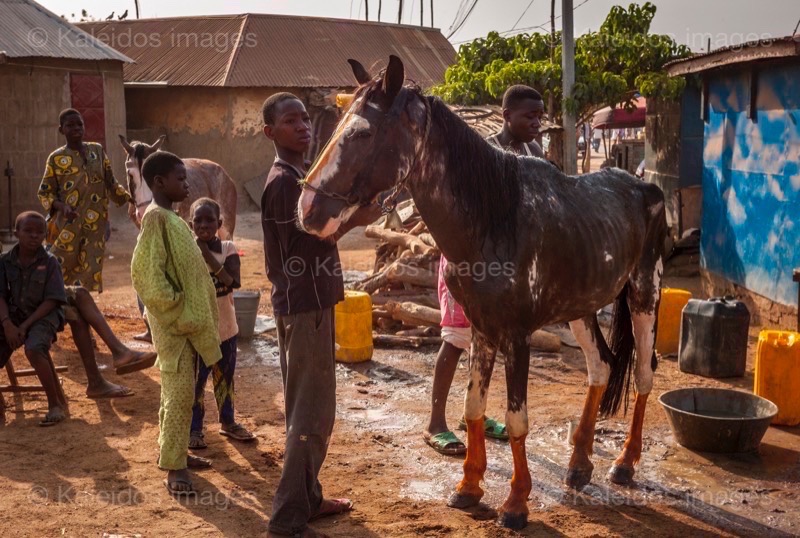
[260,92,380,537]
[424,85,546,455]
[131,151,222,496]
[38,109,133,293]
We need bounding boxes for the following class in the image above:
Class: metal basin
[658,388,778,453]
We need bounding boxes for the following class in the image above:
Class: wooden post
[561,0,577,175]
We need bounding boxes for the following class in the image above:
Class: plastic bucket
[233,290,261,338]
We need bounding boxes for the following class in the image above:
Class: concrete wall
[124,86,344,208]
[0,59,127,232]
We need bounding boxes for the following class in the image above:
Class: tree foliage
[431,2,691,122]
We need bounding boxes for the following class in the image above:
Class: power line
[511,0,536,32]
[447,0,479,39]
[447,0,470,35]
[793,16,800,36]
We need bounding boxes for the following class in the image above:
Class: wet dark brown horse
[298,56,666,529]
[118,135,238,239]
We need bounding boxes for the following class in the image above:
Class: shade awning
[593,97,646,129]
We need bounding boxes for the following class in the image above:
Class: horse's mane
[353,78,521,247]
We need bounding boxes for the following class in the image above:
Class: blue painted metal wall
[701,61,800,305]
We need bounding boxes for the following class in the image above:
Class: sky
[38,0,800,52]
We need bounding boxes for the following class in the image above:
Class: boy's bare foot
[86,379,134,399]
[133,331,152,343]
[39,406,66,427]
[114,350,157,375]
[165,468,194,496]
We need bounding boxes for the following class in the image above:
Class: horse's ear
[348,59,371,85]
[382,55,404,101]
[118,134,133,155]
[150,134,166,152]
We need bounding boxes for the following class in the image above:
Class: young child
[261,92,381,537]
[188,198,254,449]
[0,212,68,426]
[131,151,221,496]
[38,108,132,292]
[424,85,547,455]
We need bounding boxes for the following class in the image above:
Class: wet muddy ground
[0,212,798,536]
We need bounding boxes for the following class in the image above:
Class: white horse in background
[119,135,238,239]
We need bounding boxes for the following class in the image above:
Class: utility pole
[134,0,140,18]
[430,0,434,27]
[420,0,423,26]
[398,0,403,24]
[561,0,577,175]
[366,0,369,20]
[378,0,382,21]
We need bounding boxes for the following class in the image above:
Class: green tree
[432,2,691,126]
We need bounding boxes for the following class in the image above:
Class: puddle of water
[237,337,280,368]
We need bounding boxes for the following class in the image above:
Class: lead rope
[298,89,432,214]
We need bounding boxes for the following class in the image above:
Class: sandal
[164,478,195,497]
[458,416,509,441]
[187,454,212,469]
[219,422,256,442]
[189,431,207,450]
[423,431,466,456]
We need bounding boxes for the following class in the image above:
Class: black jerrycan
[678,296,750,378]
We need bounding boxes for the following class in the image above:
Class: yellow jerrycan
[334,291,373,363]
[656,288,692,355]
[754,330,800,425]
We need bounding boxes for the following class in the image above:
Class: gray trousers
[269,308,336,536]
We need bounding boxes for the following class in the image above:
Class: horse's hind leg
[608,257,663,485]
[497,337,532,530]
[566,316,610,490]
[448,332,496,510]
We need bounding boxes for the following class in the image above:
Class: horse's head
[298,55,430,238]
[119,135,165,222]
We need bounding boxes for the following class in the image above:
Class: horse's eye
[348,129,371,140]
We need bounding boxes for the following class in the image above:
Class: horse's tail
[596,283,636,417]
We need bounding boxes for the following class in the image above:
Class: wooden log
[384,301,441,327]
[418,233,437,248]
[396,327,441,337]
[373,334,442,347]
[408,221,427,235]
[365,225,435,256]
[531,329,561,352]
[376,318,402,331]
[371,292,438,309]
[357,260,437,294]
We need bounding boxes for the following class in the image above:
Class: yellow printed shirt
[131,206,222,372]
[38,142,131,292]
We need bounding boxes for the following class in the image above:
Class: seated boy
[131,150,222,496]
[0,212,68,426]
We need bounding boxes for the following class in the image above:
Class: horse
[118,135,238,239]
[296,56,667,530]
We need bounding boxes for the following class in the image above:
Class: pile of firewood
[352,201,561,351]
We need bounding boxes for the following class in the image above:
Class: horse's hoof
[498,511,528,530]
[565,467,593,490]
[447,491,482,509]
[608,464,635,485]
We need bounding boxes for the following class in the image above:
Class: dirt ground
[1,201,799,537]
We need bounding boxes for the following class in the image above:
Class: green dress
[38,142,131,292]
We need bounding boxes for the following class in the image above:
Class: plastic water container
[334,290,373,363]
[755,330,800,425]
[233,290,261,338]
[656,288,692,355]
[678,297,749,378]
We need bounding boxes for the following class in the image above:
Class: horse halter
[299,88,432,215]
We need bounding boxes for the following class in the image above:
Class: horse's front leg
[608,309,655,484]
[566,317,610,489]
[497,337,532,530]
[448,333,496,509]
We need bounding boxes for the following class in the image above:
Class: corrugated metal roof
[665,35,800,76]
[0,0,131,62]
[79,14,456,88]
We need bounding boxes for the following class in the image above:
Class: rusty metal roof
[79,14,456,88]
[0,0,131,62]
[665,35,800,76]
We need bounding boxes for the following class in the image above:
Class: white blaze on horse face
[125,157,152,221]
[569,319,610,386]
[299,101,371,227]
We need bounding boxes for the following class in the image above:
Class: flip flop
[219,422,256,442]
[189,431,208,450]
[86,384,134,399]
[115,351,158,375]
[424,431,466,456]
[39,410,66,427]
[458,416,510,441]
[309,498,354,522]
[164,478,195,497]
